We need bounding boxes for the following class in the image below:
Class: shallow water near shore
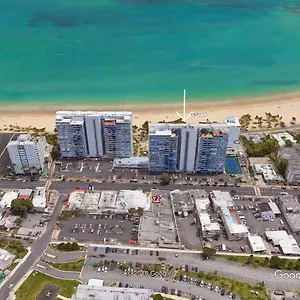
[1,0,300,105]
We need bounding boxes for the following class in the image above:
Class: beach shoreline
[0,91,300,133]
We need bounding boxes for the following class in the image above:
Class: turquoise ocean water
[1,0,300,105]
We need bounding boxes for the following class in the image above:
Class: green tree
[202,247,216,259]
[160,173,171,186]
[153,295,164,300]
[285,140,293,147]
[10,199,33,218]
[277,158,288,177]
[269,256,282,269]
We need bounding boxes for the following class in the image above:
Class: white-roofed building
[268,201,281,216]
[265,230,289,246]
[194,193,220,238]
[253,164,284,183]
[88,279,104,287]
[210,190,248,240]
[80,192,101,213]
[98,191,118,212]
[247,235,266,253]
[66,190,85,210]
[272,132,296,147]
[115,190,150,213]
[0,191,19,209]
[0,248,16,271]
[71,284,153,300]
[32,187,47,212]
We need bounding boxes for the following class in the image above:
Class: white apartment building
[56,111,132,159]
[210,190,248,241]
[7,134,47,175]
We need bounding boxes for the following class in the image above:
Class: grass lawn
[7,262,19,271]
[5,246,28,259]
[176,271,270,300]
[15,270,80,300]
[217,254,300,270]
[47,259,85,272]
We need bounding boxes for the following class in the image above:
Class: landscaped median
[45,259,85,272]
[15,270,80,300]
[217,254,300,270]
[50,242,85,252]
[175,270,270,300]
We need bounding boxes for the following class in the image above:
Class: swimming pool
[225,156,242,174]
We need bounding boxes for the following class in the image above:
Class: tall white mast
[176,89,193,122]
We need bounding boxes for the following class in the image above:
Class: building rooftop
[32,187,46,209]
[0,248,16,271]
[18,189,33,200]
[67,190,85,210]
[113,157,148,169]
[272,132,296,147]
[115,190,150,213]
[171,190,194,213]
[279,236,300,255]
[265,230,290,246]
[139,190,179,248]
[98,191,118,211]
[71,284,152,300]
[278,195,300,232]
[258,202,272,213]
[0,191,19,209]
[80,192,101,213]
[253,164,283,182]
[210,190,234,208]
[247,235,266,252]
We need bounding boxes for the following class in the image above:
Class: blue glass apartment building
[148,124,229,174]
[56,111,132,159]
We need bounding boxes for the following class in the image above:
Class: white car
[104,266,108,273]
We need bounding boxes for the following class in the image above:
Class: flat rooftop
[0,248,16,271]
[139,189,178,247]
[71,284,152,300]
[171,190,194,213]
[98,191,118,210]
[116,190,150,212]
[80,192,101,213]
[67,190,85,210]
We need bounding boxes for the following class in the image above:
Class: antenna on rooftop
[176,89,193,122]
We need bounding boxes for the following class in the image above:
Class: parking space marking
[95,163,101,173]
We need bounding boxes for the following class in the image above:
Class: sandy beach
[0,92,300,133]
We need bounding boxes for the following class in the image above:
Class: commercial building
[113,157,149,169]
[278,147,300,185]
[18,189,33,200]
[247,235,266,253]
[56,111,132,159]
[277,195,300,233]
[32,187,47,213]
[7,134,47,175]
[148,123,229,174]
[171,190,194,216]
[210,191,248,240]
[253,164,284,183]
[0,191,18,209]
[138,189,180,248]
[71,284,153,300]
[194,191,220,238]
[265,230,300,255]
[223,116,241,152]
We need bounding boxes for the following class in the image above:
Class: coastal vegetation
[15,270,80,300]
[217,254,300,271]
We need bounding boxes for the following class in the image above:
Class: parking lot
[176,214,200,250]
[59,214,137,244]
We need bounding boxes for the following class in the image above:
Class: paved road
[0,194,65,300]
[37,260,80,280]
[242,124,300,135]
[82,268,224,300]
[43,247,86,263]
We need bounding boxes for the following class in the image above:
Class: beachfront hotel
[148,122,233,174]
[7,134,47,175]
[56,111,132,159]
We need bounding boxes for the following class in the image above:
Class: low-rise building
[80,192,101,214]
[115,190,150,213]
[66,190,85,210]
[210,191,248,240]
[253,164,284,183]
[0,191,19,209]
[247,235,266,253]
[113,157,149,169]
[272,132,296,147]
[194,192,220,238]
[71,284,153,300]
[32,187,47,213]
[277,195,300,233]
[138,189,180,248]
[171,190,194,216]
[278,147,300,185]
[18,189,33,200]
[98,191,118,213]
